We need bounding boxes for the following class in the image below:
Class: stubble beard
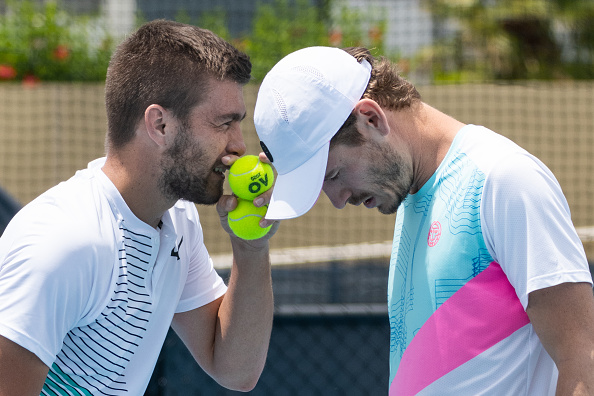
[158,123,223,205]
[367,141,413,215]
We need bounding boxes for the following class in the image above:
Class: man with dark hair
[0,20,277,395]
[254,46,594,395]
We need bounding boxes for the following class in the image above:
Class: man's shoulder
[2,172,116,259]
[456,125,522,159]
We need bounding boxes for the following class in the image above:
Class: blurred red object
[0,64,17,80]
[53,45,70,61]
[22,74,41,88]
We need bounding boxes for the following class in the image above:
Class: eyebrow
[215,112,246,124]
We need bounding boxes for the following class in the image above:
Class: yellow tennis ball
[228,198,272,240]
[228,155,274,200]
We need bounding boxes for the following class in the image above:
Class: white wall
[102,0,136,39]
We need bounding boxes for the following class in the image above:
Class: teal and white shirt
[388,125,591,395]
[0,158,227,395]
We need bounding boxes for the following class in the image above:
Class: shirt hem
[174,284,227,314]
[523,268,593,308]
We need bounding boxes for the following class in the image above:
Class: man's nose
[322,183,349,209]
[227,126,246,157]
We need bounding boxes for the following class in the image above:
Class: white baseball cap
[254,46,372,220]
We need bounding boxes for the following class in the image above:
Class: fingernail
[254,197,264,207]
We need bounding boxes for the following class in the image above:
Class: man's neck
[403,103,465,193]
[102,153,172,229]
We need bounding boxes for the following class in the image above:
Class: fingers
[217,192,280,243]
[258,151,272,164]
[256,151,275,227]
[217,191,275,229]
[224,152,270,168]
[221,154,243,168]
[216,194,238,218]
[252,188,272,208]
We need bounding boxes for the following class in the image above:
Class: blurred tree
[244,0,388,82]
[552,0,594,78]
[0,0,113,82]
[421,0,593,81]
[245,0,330,81]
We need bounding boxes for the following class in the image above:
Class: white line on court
[212,241,393,269]
[212,226,594,269]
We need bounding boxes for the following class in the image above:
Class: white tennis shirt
[0,158,227,395]
[388,125,592,395]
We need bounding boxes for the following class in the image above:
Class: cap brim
[264,141,329,220]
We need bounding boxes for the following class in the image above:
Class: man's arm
[171,242,273,391]
[527,282,594,396]
[171,192,276,392]
[0,335,49,396]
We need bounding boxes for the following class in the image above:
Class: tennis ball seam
[228,213,265,221]
[229,159,261,177]
[227,197,271,240]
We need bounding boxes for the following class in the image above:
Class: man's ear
[144,104,169,147]
[353,99,389,137]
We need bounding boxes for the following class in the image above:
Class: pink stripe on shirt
[390,261,530,395]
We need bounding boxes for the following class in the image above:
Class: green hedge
[0,0,113,82]
[0,0,388,84]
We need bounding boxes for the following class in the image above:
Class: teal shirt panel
[387,127,494,383]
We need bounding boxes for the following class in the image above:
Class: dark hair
[105,20,252,150]
[331,47,421,148]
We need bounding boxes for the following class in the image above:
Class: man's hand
[217,152,280,248]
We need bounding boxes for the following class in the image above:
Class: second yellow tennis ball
[228,155,274,200]
[228,198,272,240]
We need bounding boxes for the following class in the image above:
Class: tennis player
[0,20,278,395]
[254,46,594,395]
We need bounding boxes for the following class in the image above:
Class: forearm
[556,357,594,396]
[527,282,594,396]
[212,240,274,390]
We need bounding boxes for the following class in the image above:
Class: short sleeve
[481,153,592,309]
[0,209,98,367]
[173,203,227,314]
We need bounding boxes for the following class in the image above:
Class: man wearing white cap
[254,46,594,395]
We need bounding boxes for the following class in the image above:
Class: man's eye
[218,121,233,129]
[328,171,339,181]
